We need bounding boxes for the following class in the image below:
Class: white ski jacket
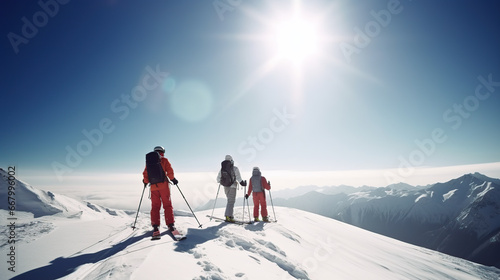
[217,165,243,188]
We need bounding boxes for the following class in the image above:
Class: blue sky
[1,0,500,203]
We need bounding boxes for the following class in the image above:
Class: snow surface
[1,170,500,280]
[2,206,500,280]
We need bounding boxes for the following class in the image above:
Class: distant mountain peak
[470,172,500,186]
[385,182,417,190]
[0,168,128,219]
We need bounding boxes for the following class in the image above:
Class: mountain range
[270,172,500,269]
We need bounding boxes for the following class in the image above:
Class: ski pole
[269,189,277,222]
[210,184,221,221]
[132,183,147,229]
[242,182,247,222]
[175,183,202,228]
[244,181,251,222]
[246,193,251,222]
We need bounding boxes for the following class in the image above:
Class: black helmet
[154,146,165,153]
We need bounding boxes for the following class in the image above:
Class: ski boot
[152,225,161,240]
[168,223,176,232]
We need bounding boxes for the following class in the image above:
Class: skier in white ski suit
[216,155,245,222]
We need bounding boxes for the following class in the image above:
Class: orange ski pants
[150,186,174,226]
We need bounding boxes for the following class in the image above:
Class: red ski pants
[252,191,268,218]
[150,187,174,226]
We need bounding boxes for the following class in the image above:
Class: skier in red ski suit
[245,167,271,222]
[142,146,178,234]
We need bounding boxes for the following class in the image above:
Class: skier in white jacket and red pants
[245,167,271,222]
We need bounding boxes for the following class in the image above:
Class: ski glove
[245,194,249,199]
[171,178,179,185]
[240,180,247,187]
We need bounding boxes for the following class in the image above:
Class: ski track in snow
[191,223,308,280]
[165,209,310,280]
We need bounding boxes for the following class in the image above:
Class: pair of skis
[151,228,186,241]
[206,215,276,225]
[207,215,252,225]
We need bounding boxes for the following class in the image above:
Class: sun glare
[272,18,319,64]
[223,0,339,107]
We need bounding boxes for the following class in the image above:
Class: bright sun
[225,0,335,105]
[271,17,319,64]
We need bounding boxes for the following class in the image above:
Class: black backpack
[220,160,236,187]
[146,151,166,184]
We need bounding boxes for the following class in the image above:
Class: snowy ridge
[0,168,129,220]
[5,207,500,280]
[0,168,130,252]
[2,176,500,279]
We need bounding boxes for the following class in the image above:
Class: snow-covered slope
[2,172,500,280]
[0,168,132,261]
[0,168,130,220]
[3,206,500,280]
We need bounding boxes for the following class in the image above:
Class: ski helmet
[154,146,165,153]
[225,155,234,164]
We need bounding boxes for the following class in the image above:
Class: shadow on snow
[11,231,151,280]
[173,221,264,252]
[12,221,268,279]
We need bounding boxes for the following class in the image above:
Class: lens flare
[169,80,213,122]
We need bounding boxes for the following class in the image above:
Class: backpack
[220,160,236,187]
[146,151,166,184]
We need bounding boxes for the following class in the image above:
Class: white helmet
[154,146,165,153]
